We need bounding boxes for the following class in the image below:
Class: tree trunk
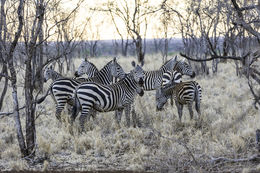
[25,46,36,157]
[0,64,8,110]
[7,0,27,157]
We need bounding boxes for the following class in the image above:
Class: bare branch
[0,105,26,118]
[179,52,249,62]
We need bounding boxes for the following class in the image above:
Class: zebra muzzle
[138,78,144,86]
[191,72,196,78]
[138,90,144,96]
[74,71,80,77]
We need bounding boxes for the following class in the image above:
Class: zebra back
[165,81,202,104]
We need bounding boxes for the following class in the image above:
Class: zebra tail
[194,82,201,112]
[71,90,80,122]
[36,88,50,104]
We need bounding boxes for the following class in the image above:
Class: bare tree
[95,0,159,64]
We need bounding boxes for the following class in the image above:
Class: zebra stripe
[142,57,177,91]
[162,70,182,88]
[37,58,126,121]
[174,59,195,78]
[156,81,202,122]
[71,65,145,131]
[142,56,195,91]
[74,58,99,78]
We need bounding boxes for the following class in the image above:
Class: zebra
[74,57,99,78]
[37,58,126,121]
[156,79,202,122]
[71,64,145,131]
[43,65,63,82]
[141,56,195,91]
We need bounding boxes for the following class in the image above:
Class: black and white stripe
[74,58,99,78]
[156,81,202,122]
[162,70,183,88]
[173,59,195,78]
[142,56,195,91]
[71,65,145,130]
[37,58,126,121]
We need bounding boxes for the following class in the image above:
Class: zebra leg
[124,105,131,128]
[116,109,123,126]
[79,105,91,132]
[170,94,174,106]
[175,102,183,122]
[131,104,137,128]
[195,101,201,120]
[55,101,66,121]
[187,103,194,120]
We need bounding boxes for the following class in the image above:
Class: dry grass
[0,54,259,172]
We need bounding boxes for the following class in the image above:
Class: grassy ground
[0,54,259,172]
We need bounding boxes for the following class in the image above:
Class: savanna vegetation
[0,0,260,172]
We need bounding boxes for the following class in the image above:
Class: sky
[62,0,185,40]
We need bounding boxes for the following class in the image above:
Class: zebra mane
[160,57,177,71]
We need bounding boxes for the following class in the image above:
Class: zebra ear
[50,65,53,70]
[113,57,117,62]
[131,61,136,67]
[174,55,178,61]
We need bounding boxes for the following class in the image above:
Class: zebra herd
[37,56,202,132]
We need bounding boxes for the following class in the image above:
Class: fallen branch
[210,154,260,163]
[179,52,250,62]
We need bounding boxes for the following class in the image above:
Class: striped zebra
[37,58,126,121]
[43,65,63,82]
[74,57,99,78]
[141,56,195,91]
[156,79,202,122]
[71,65,145,131]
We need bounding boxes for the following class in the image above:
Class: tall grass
[0,54,259,172]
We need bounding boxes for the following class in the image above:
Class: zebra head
[175,58,195,78]
[155,88,167,111]
[130,64,145,96]
[160,56,177,72]
[43,65,54,82]
[75,58,98,77]
[110,57,126,81]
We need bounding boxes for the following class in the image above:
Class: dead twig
[210,154,260,163]
[0,105,26,117]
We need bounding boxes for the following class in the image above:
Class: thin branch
[0,105,26,117]
[0,73,12,81]
[210,154,260,163]
[179,52,249,62]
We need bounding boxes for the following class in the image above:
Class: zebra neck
[52,72,62,80]
[173,61,182,73]
[97,64,112,85]
[121,74,138,91]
